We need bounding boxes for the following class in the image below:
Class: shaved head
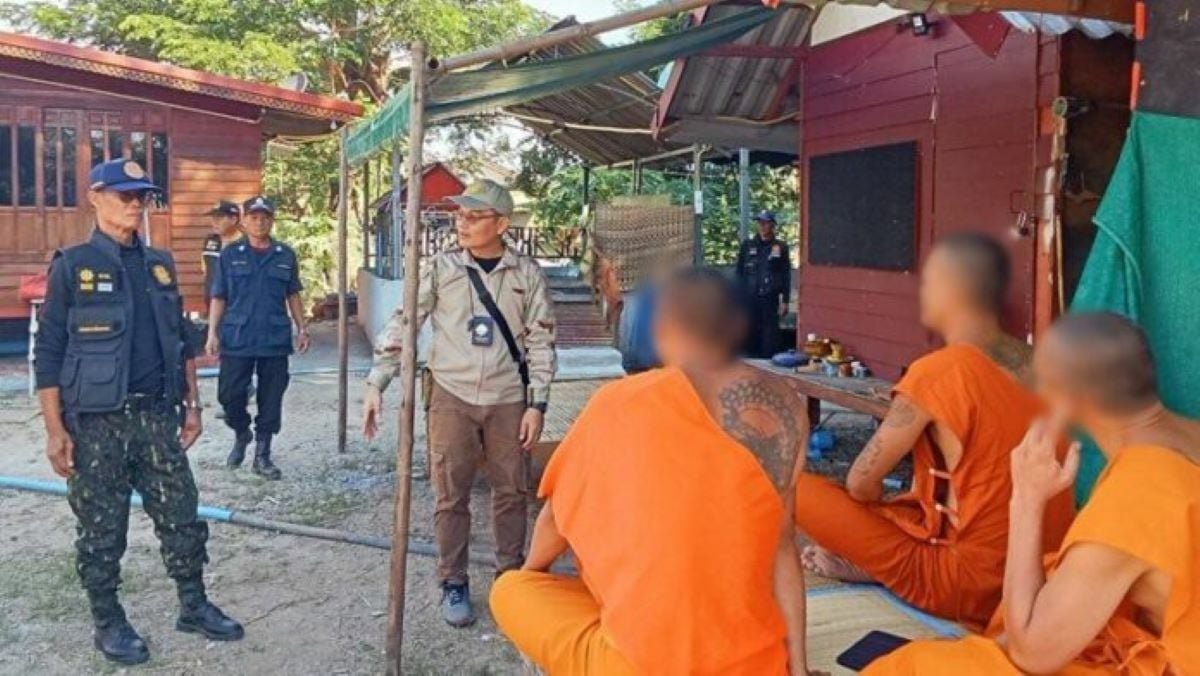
[1038,312,1159,415]
[934,233,1011,314]
[655,267,748,361]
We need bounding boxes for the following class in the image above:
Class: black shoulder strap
[465,266,529,388]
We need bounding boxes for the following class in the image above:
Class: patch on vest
[77,323,115,334]
[78,267,95,292]
[152,264,173,286]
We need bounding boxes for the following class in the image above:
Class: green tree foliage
[1,0,545,306]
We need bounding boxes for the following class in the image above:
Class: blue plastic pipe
[0,474,504,565]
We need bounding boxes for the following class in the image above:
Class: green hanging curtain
[1069,110,1200,504]
[345,7,776,166]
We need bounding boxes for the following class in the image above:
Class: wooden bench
[745,359,894,425]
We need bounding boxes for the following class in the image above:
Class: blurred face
[757,219,775,240]
[89,188,149,237]
[652,311,688,367]
[243,211,274,240]
[1033,335,1092,432]
[918,248,966,331]
[456,209,509,251]
[211,213,240,236]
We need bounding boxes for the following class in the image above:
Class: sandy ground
[0,322,884,675]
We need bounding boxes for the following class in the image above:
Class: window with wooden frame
[42,109,80,209]
[86,112,169,207]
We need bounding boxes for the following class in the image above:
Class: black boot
[88,591,149,665]
[175,577,244,642]
[251,434,282,480]
[226,428,253,468]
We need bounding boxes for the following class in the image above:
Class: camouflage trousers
[65,400,209,624]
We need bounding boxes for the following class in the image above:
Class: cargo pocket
[220,313,250,351]
[76,358,120,411]
[269,315,293,350]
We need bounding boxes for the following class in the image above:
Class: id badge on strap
[468,316,495,347]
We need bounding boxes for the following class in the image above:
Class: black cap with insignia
[206,200,240,217]
[243,195,276,215]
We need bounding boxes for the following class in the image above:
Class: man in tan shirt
[362,180,556,627]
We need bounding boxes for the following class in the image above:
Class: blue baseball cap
[88,159,160,193]
[755,210,777,223]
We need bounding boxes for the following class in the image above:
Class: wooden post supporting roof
[336,128,350,454]
[384,40,427,676]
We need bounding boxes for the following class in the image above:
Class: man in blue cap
[735,210,791,357]
[206,194,310,480]
[34,159,243,665]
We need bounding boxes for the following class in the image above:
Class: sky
[522,0,633,43]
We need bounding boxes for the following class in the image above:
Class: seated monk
[868,312,1200,674]
[795,233,1075,628]
[491,268,816,675]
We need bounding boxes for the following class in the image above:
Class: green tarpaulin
[345,7,777,166]
[1070,110,1200,503]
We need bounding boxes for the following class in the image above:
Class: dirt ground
[0,322,886,676]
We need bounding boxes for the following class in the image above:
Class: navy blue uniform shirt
[211,238,302,357]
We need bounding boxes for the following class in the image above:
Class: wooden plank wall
[167,109,262,311]
[798,20,1058,380]
[0,74,263,315]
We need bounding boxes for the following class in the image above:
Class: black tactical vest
[55,231,187,413]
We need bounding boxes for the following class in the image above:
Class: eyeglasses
[457,210,500,225]
[111,190,154,205]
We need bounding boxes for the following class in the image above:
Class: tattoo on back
[986,336,1033,385]
[719,379,803,493]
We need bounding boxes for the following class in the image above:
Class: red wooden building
[656,6,1132,379]
[0,32,362,317]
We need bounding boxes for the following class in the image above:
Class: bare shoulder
[985,333,1034,386]
[715,367,809,494]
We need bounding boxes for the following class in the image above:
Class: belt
[122,392,175,414]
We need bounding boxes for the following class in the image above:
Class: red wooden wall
[0,74,263,316]
[798,19,1059,379]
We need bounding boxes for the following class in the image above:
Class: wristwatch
[183,399,204,412]
[529,401,548,414]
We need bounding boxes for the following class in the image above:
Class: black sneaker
[176,601,245,641]
[94,619,150,665]
[440,582,475,628]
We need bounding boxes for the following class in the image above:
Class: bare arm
[38,387,74,477]
[1002,422,1145,672]
[845,394,930,502]
[206,297,226,354]
[718,374,812,673]
[524,502,569,572]
[287,294,307,333]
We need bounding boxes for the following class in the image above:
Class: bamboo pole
[384,41,427,676]
[432,0,726,73]
[362,157,372,271]
[336,127,350,454]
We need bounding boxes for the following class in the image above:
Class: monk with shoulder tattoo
[491,268,819,675]
[794,233,1075,629]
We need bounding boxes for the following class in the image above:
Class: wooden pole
[385,41,427,676]
[362,157,372,271]
[432,0,726,73]
[336,127,350,454]
[692,144,704,265]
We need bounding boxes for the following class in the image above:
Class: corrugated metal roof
[501,17,683,167]
[1001,11,1131,38]
[664,5,813,123]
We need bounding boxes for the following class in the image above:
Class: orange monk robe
[795,344,1075,628]
[490,368,789,676]
[865,444,1200,675]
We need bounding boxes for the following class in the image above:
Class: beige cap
[449,179,514,216]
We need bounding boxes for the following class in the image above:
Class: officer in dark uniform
[206,195,310,480]
[202,200,242,310]
[735,210,791,357]
[34,159,243,666]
